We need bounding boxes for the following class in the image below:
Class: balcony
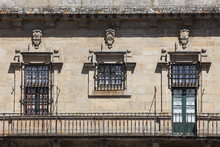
[0,113,219,138]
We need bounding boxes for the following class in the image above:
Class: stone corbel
[199,49,211,73]
[9,49,22,72]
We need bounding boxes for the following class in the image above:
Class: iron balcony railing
[0,113,219,137]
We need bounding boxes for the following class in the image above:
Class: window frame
[94,63,127,91]
[170,63,199,88]
[22,63,52,115]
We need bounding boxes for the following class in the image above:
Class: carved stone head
[105,29,115,49]
[179,29,189,49]
[32,29,42,49]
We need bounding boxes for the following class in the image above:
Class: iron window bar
[170,64,199,88]
[94,63,126,91]
[23,64,50,115]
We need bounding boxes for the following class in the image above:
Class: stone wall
[0,16,218,114]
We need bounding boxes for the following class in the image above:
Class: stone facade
[0,1,220,147]
[0,17,217,114]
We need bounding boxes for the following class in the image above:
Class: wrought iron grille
[171,64,199,87]
[0,113,220,137]
[23,64,50,115]
[94,63,126,91]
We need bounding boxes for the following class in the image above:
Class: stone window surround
[83,51,136,98]
[10,51,63,114]
[157,50,211,113]
[94,63,126,91]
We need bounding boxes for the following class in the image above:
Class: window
[94,63,126,91]
[171,64,199,87]
[23,64,50,115]
[170,63,198,135]
[172,88,196,135]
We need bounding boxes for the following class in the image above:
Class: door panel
[172,88,196,135]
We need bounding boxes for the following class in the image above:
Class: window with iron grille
[23,64,50,115]
[94,63,126,91]
[171,64,199,87]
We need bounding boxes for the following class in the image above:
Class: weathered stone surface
[0,18,217,113]
[0,0,219,14]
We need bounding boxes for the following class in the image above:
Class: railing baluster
[130,113,132,134]
[216,113,218,136]
[72,114,74,135]
[25,116,27,135]
[60,115,62,135]
[107,113,109,135]
[29,117,31,135]
[146,115,148,135]
[119,114,121,135]
[212,114,214,136]
[3,113,5,136]
[83,113,85,135]
[86,113,88,135]
[142,113,144,135]
[102,113,105,135]
[207,114,209,136]
[126,113,129,134]
[198,114,200,136]
[0,112,219,137]
[111,113,114,135]
[203,114,205,136]
[98,113,100,135]
[55,113,57,134]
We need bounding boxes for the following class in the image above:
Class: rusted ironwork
[0,113,219,137]
[94,63,126,91]
[22,64,51,115]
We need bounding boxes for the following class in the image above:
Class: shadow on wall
[0,17,220,37]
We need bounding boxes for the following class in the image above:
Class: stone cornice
[1,6,220,15]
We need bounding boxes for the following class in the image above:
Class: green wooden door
[172,88,196,135]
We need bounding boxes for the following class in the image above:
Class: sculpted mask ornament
[179,29,189,49]
[105,29,115,49]
[32,29,42,49]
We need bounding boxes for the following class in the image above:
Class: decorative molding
[83,50,135,98]
[105,29,115,49]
